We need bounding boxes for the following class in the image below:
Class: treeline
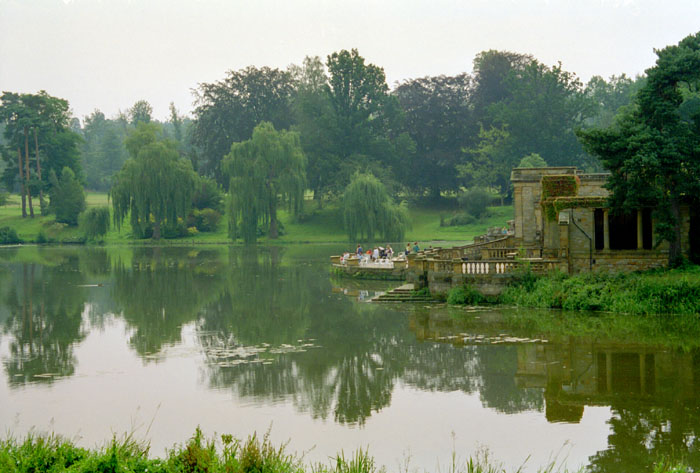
[0,47,647,242]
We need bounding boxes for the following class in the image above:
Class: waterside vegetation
[448,265,700,316]
[0,191,512,245]
[0,429,691,473]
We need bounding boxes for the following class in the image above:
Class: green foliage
[224,121,306,243]
[0,226,22,244]
[80,206,110,240]
[193,66,296,181]
[447,285,485,305]
[0,90,83,200]
[0,190,7,207]
[49,167,86,226]
[342,172,409,242]
[500,267,700,315]
[440,212,477,227]
[331,449,378,473]
[0,428,614,473]
[517,153,547,168]
[540,175,579,199]
[193,176,224,212]
[81,110,128,191]
[458,188,493,219]
[393,74,472,197]
[167,427,218,473]
[128,99,153,126]
[111,122,198,239]
[577,32,700,265]
[584,74,644,129]
[187,208,222,233]
[542,196,608,222]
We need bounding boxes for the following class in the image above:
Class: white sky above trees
[1,0,698,123]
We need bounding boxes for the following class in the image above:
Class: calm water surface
[0,246,698,472]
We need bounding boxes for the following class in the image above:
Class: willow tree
[343,172,409,242]
[111,123,197,239]
[223,122,306,243]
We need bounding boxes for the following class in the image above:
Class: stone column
[637,210,643,250]
[603,210,610,250]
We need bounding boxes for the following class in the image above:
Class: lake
[0,245,698,472]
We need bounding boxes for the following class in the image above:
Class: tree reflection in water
[1,252,87,386]
[1,246,699,471]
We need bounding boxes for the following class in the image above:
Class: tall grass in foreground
[0,429,691,473]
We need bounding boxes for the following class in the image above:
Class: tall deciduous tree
[193,67,296,182]
[1,91,83,217]
[224,122,306,243]
[290,56,339,205]
[394,74,474,198]
[577,32,700,266]
[128,100,153,126]
[111,123,198,240]
[343,171,409,243]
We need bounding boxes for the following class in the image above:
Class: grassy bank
[448,266,700,316]
[0,429,690,473]
[0,193,513,246]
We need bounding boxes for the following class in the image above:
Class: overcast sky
[1,0,699,123]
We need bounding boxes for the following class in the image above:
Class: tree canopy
[342,171,409,243]
[49,166,85,226]
[111,122,198,239]
[577,31,700,265]
[192,66,296,182]
[0,91,83,217]
[223,122,306,243]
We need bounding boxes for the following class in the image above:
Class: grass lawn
[1,192,514,246]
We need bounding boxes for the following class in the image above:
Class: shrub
[447,285,485,305]
[458,188,493,219]
[441,212,477,227]
[187,208,222,233]
[80,207,111,240]
[36,231,48,244]
[517,153,548,168]
[49,167,86,226]
[0,190,8,207]
[193,176,224,212]
[0,226,22,244]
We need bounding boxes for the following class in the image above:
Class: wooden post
[603,210,610,250]
[637,210,643,250]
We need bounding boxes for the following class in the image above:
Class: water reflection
[0,246,699,472]
[408,308,700,471]
[1,252,87,385]
[111,247,228,358]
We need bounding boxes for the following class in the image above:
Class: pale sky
[1,0,699,123]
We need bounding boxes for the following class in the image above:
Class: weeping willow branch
[223,122,307,243]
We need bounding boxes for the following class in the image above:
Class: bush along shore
[448,265,700,316]
[0,429,691,473]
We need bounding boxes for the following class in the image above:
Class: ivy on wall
[541,175,580,200]
[542,196,609,221]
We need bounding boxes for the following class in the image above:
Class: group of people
[340,242,424,264]
[404,242,420,255]
[355,244,394,261]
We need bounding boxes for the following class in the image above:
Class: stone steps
[371,284,436,303]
